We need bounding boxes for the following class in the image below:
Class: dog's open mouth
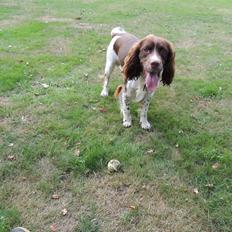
[145,71,160,92]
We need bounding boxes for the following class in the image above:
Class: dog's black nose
[151,61,160,68]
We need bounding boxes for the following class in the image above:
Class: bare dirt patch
[0,15,26,29]
[0,96,11,107]
[0,96,11,131]
[47,37,71,55]
[39,15,74,23]
[38,15,111,33]
[176,38,198,49]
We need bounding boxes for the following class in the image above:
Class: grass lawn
[0,0,231,231]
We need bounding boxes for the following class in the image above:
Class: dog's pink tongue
[145,73,159,92]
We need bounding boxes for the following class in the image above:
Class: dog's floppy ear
[162,41,175,85]
[123,41,143,81]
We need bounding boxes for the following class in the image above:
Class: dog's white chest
[135,86,146,102]
[126,78,148,102]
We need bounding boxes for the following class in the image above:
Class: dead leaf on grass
[41,83,49,88]
[7,155,16,161]
[193,188,199,195]
[51,194,60,200]
[146,149,154,154]
[50,223,56,232]
[212,162,220,170]
[205,183,214,188]
[74,149,80,157]
[128,205,137,210]
[61,208,68,216]
[100,107,107,113]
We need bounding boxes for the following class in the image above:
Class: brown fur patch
[113,33,139,66]
[114,85,123,98]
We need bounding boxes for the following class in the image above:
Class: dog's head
[123,35,175,91]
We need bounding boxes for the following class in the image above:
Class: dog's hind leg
[101,38,119,97]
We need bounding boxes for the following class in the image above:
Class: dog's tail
[114,85,123,98]
[111,27,126,38]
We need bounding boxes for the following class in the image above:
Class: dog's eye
[143,47,152,53]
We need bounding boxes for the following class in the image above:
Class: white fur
[101,27,127,97]
[111,27,126,38]
[100,36,120,97]
[150,51,162,64]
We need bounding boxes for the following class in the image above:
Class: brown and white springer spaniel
[101,27,175,130]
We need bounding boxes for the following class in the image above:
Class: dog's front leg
[120,89,132,128]
[140,93,152,130]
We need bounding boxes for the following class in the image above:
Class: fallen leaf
[146,149,154,154]
[205,183,214,188]
[212,162,220,170]
[100,107,107,113]
[128,205,137,211]
[193,188,199,194]
[74,149,80,157]
[51,194,60,200]
[91,218,98,226]
[91,106,97,111]
[50,223,56,232]
[21,116,27,122]
[7,155,16,161]
[41,83,49,88]
[61,208,68,216]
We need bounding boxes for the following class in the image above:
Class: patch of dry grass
[3,170,208,232]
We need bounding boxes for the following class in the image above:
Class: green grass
[0,0,231,231]
[0,207,20,232]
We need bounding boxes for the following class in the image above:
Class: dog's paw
[123,120,132,128]
[140,121,151,130]
[100,89,109,97]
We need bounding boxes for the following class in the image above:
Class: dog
[101,27,175,130]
